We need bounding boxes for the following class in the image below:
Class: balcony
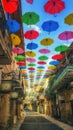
[0,1,12,64]
[50,65,73,91]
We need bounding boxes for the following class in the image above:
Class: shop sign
[0,80,12,92]
[10,92,18,99]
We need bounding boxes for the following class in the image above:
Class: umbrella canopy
[55,45,68,52]
[2,0,18,14]
[38,56,48,60]
[28,63,36,66]
[39,49,50,54]
[58,31,73,40]
[10,34,21,46]
[40,38,54,46]
[38,61,46,65]
[22,12,39,25]
[26,58,36,62]
[37,66,45,69]
[27,42,38,50]
[28,67,35,70]
[19,66,26,69]
[42,20,59,33]
[25,0,33,4]
[48,65,56,70]
[24,30,39,40]
[52,54,64,60]
[14,55,25,61]
[49,60,60,66]
[6,19,20,34]
[12,47,24,54]
[44,0,65,15]
[64,13,73,25]
[26,51,36,57]
[17,61,26,66]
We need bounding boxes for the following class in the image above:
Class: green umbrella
[21,12,39,25]
[38,55,48,60]
[37,74,42,76]
[55,45,68,52]
[15,55,25,61]
[28,63,36,66]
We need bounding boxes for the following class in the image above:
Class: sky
[21,0,73,90]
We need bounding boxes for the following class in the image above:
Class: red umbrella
[24,30,39,40]
[52,54,64,60]
[39,49,50,54]
[17,61,26,66]
[2,0,18,14]
[44,0,65,15]
[28,67,35,70]
[38,61,46,65]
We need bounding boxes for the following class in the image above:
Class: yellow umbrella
[37,69,44,72]
[64,13,73,25]
[48,65,56,70]
[26,51,36,57]
[40,38,54,46]
[11,34,21,46]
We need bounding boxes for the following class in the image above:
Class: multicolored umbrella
[39,49,50,54]
[2,0,18,14]
[6,19,20,34]
[26,58,36,62]
[49,60,60,66]
[10,34,21,46]
[64,13,73,25]
[38,61,46,65]
[38,56,48,60]
[22,12,39,25]
[12,47,24,54]
[52,54,64,60]
[26,51,36,57]
[14,55,25,61]
[42,20,59,33]
[24,30,39,40]
[44,0,65,15]
[40,38,54,46]
[58,31,73,40]
[27,42,38,50]
[55,45,68,52]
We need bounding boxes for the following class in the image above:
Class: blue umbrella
[42,20,59,33]
[49,60,60,66]
[27,42,38,50]
[19,66,26,69]
[37,66,45,69]
[6,19,20,34]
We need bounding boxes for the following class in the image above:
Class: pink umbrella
[26,58,36,62]
[12,47,24,54]
[39,49,50,54]
[58,31,73,40]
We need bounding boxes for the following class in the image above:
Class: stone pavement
[10,112,73,130]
